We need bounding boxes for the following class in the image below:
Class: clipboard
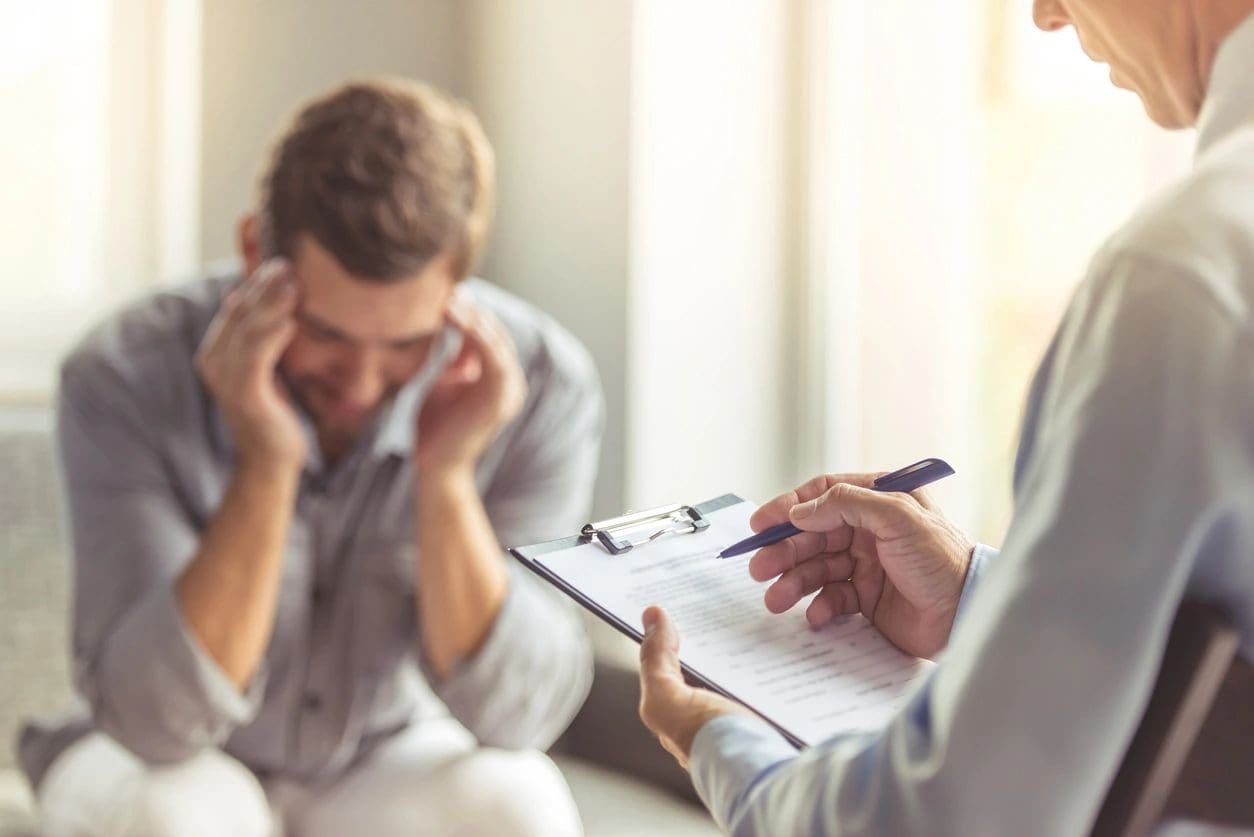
[510,494,932,749]
[508,495,787,733]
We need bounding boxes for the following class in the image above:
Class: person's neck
[1194,1,1254,95]
[318,427,358,469]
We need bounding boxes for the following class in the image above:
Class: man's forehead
[289,236,457,342]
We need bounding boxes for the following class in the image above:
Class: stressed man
[639,1,1254,834]
[20,79,601,836]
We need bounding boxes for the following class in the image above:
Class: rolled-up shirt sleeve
[427,327,603,749]
[59,351,263,765]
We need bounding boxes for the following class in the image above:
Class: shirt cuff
[92,582,265,761]
[690,714,799,833]
[953,543,999,629]
[431,573,530,705]
[426,565,591,748]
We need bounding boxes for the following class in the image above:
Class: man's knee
[447,749,582,837]
[39,734,273,837]
[128,749,272,837]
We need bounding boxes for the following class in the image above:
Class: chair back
[1091,600,1253,836]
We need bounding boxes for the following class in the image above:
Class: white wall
[199,0,463,264]
[460,0,632,519]
[806,1,982,527]
[627,0,800,509]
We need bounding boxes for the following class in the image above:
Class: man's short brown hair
[257,78,495,281]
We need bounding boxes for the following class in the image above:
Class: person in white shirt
[637,1,1254,834]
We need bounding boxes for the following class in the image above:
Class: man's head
[237,79,494,442]
[1032,0,1254,128]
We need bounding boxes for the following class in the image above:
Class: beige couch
[0,407,718,837]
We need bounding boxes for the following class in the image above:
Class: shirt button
[303,692,323,712]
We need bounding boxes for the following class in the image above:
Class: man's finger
[238,257,290,310]
[908,485,943,513]
[249,318,298,374]
[464,306,521,388]
[789,482,921,539]
[749,475,830,532]
[764,553,855,613]
[223,260,295,354]
[430,340,483,393]
[239,274,298,340]
[639,606,683,686]
[805,582,862,626]
[746,530,827,581]
[750,473,880,532]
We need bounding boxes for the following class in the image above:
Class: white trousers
[37,720,582,837]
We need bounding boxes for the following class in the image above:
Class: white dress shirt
[688,14,1254,836]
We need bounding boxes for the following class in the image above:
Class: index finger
[445,296,518,370]
[749,472,881,532]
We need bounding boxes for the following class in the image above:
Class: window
[0,1,199,399]
[803,0,1193,542]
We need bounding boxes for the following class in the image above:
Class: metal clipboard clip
[581,503,711,555]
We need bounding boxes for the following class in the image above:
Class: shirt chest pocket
[352,538,420,677]
[262,532,315,681]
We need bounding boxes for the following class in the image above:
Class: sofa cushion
[0,410,73,774]
[554,755,718,837]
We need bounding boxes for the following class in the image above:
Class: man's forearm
[175,457,299,689]
[416,466,509,678]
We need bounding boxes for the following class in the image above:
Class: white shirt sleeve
[688,251,1247,836]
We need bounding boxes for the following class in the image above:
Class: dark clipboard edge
[509,493,807,751]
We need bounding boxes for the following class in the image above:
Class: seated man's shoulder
[462,278,601,395]
[61,273,234,403]
[1089,131,1254,327]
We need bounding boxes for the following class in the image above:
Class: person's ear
[237,214,263,277]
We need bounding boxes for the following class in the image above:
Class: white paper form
[536,500,934,747]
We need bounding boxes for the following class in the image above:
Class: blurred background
[0,0,1194,545]
[0,1,1208,832]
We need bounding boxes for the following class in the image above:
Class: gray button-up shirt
[19,273,602,788]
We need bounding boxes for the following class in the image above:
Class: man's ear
[237,214,263,277]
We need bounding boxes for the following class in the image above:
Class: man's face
[277,234,455,442]
[1032,0,1203,128]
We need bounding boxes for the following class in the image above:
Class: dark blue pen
[717,457,955,559]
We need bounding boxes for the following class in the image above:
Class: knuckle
[887,491,919,516]
[827,482,856,503]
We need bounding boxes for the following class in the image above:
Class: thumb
[639,606,682,685]
[789,482,918,538]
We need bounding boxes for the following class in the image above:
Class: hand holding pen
[720,458,954,558]
[735,458,977,659]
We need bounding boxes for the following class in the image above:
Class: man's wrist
[417,462,478,496]
[235,449,303,487]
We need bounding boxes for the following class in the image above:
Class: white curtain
[0,0,200,398]
[800,0,1193,541]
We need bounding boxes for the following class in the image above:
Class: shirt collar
[1196,12,1254,157]
[369,322,463,459]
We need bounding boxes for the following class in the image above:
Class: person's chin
[1139,93,1196,130]
[1116,73,1198,130]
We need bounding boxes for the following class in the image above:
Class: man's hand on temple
[416,292,528,475]
[749,474,976,659]
[194,258,305,469]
